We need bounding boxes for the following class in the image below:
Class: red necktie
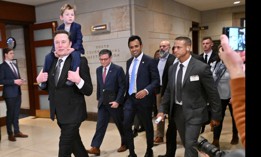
[103,67,107,84]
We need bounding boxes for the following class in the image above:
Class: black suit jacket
[159,56,221,124]
[125,54,160,105]
[0,61,21,98]
[44,55,93,124]
[96,63,125,107]
[157,53,176,96]
[199,51,219,65]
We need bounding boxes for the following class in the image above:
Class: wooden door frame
[29,21,57,117]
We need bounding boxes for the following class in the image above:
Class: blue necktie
[128,58,138,95]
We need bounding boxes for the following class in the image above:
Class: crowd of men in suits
[1,31,235,157]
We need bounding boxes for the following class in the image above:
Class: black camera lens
[195,136,225,157]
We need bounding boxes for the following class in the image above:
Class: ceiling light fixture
[234,1,241,4]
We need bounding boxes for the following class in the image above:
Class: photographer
[198,34,245,157]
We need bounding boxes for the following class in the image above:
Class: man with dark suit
[199,37,220,134]
[157,36,222,157]
[86,49,127,155]
[36,30,93,157]
[199,37,219,66]
[156,42,176,157]
[123,35,160,157]
[0,48,28,142]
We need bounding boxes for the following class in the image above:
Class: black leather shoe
[133,129,138,138]
[39,82,46,89]
[138,127,145,132]
[127,154,137,157]
[144,149,153,157]
[66,80,74,86]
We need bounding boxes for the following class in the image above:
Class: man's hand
[67,67,81,84]
[135,89,148,99]
[110,101,119,108]
[14,79,25,86]
[156,112,165,122]
[36,69,48,84]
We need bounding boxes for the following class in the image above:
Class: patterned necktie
[103,67,107,84]
[54,59,63,86]
[10,62,19,78]
[176,64,184,102]
[204,54,208,64]
[128,58,138,95]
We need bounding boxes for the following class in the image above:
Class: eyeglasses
[99,58,109,61]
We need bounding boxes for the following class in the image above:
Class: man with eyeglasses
[86,49,128,156]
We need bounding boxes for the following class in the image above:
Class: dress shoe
[137,127,145,132]
[230,135,239,145]
[144,149,153,157]
[66,80,74,86]
[212,139,220,149]
[8,135,16,141]
[14,132,28,138]
[127,154,137,157]
[117,145,128,152]
[133,129,138,138]
[154,136,164,143]
[87,147,100,156]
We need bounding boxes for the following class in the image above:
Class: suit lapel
[172,62,178,89]
[105,63,114,84]
[183,58,195,86]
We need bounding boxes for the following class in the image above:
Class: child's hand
[54,51,59,58]
[67,48,75,55]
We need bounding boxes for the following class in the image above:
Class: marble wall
[13,0,244,113]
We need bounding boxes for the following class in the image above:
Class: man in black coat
[36,30,93,157]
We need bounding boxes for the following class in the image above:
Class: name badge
[190,75,199,81]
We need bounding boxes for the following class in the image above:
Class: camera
[222,27,245,52]
[194,136,226,157]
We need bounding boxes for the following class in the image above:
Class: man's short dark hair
[202,36,213,42]
[175,36,192,46]
[128,35,142,47]
[99,49,112,57]
[53,30,72,41]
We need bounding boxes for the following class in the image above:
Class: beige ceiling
[2,0,245,11]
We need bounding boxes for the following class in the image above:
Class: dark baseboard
[0,111,113,127]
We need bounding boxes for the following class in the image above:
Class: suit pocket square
[190,75,199,81]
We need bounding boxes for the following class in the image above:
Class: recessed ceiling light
[234,1,241,4]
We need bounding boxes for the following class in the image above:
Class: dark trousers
[173,104,201,157]
[5,95,21,135]
[91,104,125,147]
[213,98,238,139]
[57,122,88,157]
[165,117,177,157]
[123,96,154,155]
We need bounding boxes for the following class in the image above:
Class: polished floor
[0,110,243,157]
